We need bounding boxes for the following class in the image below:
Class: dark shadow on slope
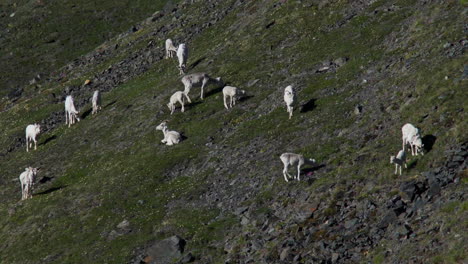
[188,57,206,71]
[81,108,92,120]
[39,176,53,184]
[41,135,57,146]
[187,101,202,108]
[302,164,326,174]
[204,86,224,98]
[300,98,317,113]
[105,100,117,108]
[36,185,66,195]
[422,135,437,153]
[239,95,254,103]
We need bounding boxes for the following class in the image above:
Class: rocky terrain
[0,0,466,263]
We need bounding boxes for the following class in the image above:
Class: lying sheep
[165,39,177,59]
[280,153,316,182]
[156,121,182,145]
[19,167,38,200]
[390,149,407,175]
[284,85,295,119]
[92,90,102,115]
[223,86,246,109]
[168,91,189,114]
[402,123,424,156]
[65,95,80,127]
[181,73,223,102]
[25,123,41,152]
[177,43,188,75]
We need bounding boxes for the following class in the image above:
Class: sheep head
[156,121,168,131]
[390,156,396,164]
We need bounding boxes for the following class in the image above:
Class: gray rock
[280,247,290,261]
[146,235,186,264]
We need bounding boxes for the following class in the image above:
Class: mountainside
[0,0,467,263]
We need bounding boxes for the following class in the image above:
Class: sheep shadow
[39,176,53,184]
[300,98,317,113]
[188,57,206,71]
[40,135,57,146]
[105,100,117,108]
[301,164,326,174]
[205,86,224,98]
[422,135,437,153]
[239,95,254,103]
[36,185,66,196]
[80,108,92,120]
[187,101,202,108]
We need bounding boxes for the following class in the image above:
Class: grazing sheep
[167,91,188,114]
[280,153,316,182]
[19,167,38,200]
[284,85,296,119]
[177,43,188,75]
[165,39,177,59]
[181,73,223,102]
[223,86,246,109]
[390,150,407,175]
[402,123,424,156]
[65,95,80,127]
[92,90,102,115]
[156,121,182,146]
[25,124,41,152]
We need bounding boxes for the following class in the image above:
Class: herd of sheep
[18,38,426,200]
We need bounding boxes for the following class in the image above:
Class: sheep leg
[231,96,234,108]
[183,92,192,104]
[399,165,402,175]
[180,99,185,112]
[395,164,398,175]
[297,165,301,181]
[26,138,29,152]
[224,94,229,109]
[283,167,289,182]
[34,139,37,150]
[201,79,208,100]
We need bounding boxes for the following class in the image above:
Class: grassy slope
[0,0,467,263]
[0,0,177,97]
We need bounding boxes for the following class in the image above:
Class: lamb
[155,121,182,145]
[223,86,246,109]
[165,39,177,59]
[390,150,407,175]
[91,90,102,115]
[25,123,41,152]
[181,73,223,102]
[284,85,296,119]
[402,123,424,156]
[167,91,189,114]
[280,153,316,182]
[19,167,38,200]
[65,95,80,127]
[177,43,188,75]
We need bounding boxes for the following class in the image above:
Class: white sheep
[177,43,188,75]
[156,121,182,146]
[19,167,38,200]
[91,90,102,115]
[223,86,246,109]
[284,85,296,119]
[181,73,223,102]
[65,95,80,127]
[165,39,177,59]
[168,91,189,114]
[402,123,424,156]
[25,123,41,152]
[280,153,316,182]
[390,149,407,175]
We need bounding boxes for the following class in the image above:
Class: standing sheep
[181,73,223,102]
[19,167,38,200]
[92,90,102,115]
[65,95,80,127]
[284,85,296,119]
[25,124,41,152]
[167,91,188,114]
[390,150,407,175]
[156,121,182,146]
[223,86,246,109]
[177,43,188,75]
[402,123,424,156]
[280,153,316,182]
[165,39,177,59]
